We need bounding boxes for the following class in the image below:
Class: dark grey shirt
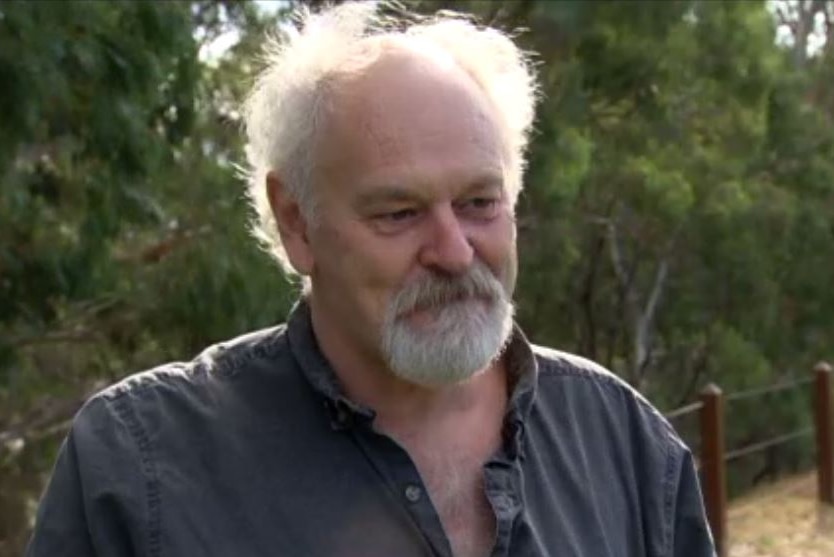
[27,301,714,557]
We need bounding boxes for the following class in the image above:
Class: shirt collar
[286,298,539,436]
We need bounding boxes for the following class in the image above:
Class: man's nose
[418,205,474,275]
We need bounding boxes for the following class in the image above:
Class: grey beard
[380,263,514,387]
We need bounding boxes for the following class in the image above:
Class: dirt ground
[728,473,834,557]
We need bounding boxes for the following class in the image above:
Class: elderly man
[27,3,714,557]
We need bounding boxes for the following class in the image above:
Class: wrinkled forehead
[313,43,509,195]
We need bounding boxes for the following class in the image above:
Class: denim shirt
[27,301,715,557]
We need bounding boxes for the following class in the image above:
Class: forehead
[314,47,507,199]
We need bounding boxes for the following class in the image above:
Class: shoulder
[532,344,624,385]
[529,344,685,452]
[97,324,288,400]
[72,324,295,442]
[532,345,668,418]
[521,343,709,554]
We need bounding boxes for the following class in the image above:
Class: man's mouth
[402,294,491,321]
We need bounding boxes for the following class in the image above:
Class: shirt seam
[92,330,288,404]
[111,393,162,557]
[212,331,286,378]
[535,357,665,419]
[536,358,627,385]
[661,428,679,557]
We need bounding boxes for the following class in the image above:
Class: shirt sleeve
[670,448,717,557]
[25,429,98,557]
[26,395,147,557]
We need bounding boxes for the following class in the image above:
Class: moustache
[392,264,505,316]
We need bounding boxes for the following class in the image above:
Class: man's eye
[456,198,499,220]
[380,208,418,222]
[369,208,420,234]
[471,198,496,209]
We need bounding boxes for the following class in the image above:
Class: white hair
[241,1,538,273]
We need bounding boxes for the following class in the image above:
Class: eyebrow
[355,186,421,205]
[459,175,504,196]
[352,173,505,210]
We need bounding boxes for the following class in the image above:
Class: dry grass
[728,473,834,557]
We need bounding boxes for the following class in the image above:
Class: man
[27,2,714,556]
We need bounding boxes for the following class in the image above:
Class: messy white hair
[242,1,538,273]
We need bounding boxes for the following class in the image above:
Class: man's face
[303,48,517,385]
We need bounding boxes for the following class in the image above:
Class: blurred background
[1,0,833,554]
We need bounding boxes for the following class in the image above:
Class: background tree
[0,2,291,552]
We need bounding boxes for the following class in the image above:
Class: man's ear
[266,171,314,275]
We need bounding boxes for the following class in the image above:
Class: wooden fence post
[700,383,727,557]
[814,361,833,505]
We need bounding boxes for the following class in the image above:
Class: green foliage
[0,2,293,551]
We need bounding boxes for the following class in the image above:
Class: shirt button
[404,484,422,503]
[494,493,512,510]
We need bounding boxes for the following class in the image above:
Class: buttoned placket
[345,415,455,557]
[322,398,529,557]
[320,395,446,554]
[288,300,538,557]
[483,456,524,557]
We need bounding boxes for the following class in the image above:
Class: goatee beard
[380,262,514,387]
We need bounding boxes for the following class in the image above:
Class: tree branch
[633,223,685,385]
[605,218,629,289]
[0,392,94,454]
[578,232,606,359]
[674,335,710,408]
[114,224,211,264]
[634,256,669,383]
[6,329,101,349]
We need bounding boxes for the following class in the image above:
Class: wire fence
[662,362,834,557]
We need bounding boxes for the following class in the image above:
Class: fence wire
[724,427,814,462]
[725,377,814,404]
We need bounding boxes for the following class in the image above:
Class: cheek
[467,217,517,296]
[313,220,417,299]
[471,214,516,267]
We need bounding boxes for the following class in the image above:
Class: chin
[381,299,513,387]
